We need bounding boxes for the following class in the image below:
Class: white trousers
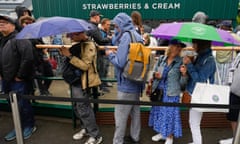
[189,109,203,144]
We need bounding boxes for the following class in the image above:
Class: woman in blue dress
[149,39,188,144]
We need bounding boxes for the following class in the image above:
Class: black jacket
[0,31,34,81]
[86,21,111,45]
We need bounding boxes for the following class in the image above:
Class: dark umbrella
[16,16,92,39]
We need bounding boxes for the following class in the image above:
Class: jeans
[2,80,35,129]
[189,108,203,144]
[71,85,100,138]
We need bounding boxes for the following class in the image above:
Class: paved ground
[0,112,233,144]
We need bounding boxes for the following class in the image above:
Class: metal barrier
[1,92,240,144]
[9,92,24,144]
[5,45,240,143]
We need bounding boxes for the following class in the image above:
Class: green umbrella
[152,22,240,46]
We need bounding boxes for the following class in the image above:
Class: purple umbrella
[16,16,92,39]
[152,22,240,46]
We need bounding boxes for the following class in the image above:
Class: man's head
[89,10,102,24]
[101,18,111,32]
[192,11,208,24]
[67,31,88,42]
[0,15,16,36]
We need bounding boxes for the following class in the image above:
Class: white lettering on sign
[152,3,181,9]
[82,3,180,10]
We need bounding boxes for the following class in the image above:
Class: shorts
[227,92,240,121]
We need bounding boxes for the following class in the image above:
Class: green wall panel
[32,0,239,20]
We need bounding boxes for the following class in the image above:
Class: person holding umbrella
[181,39,216,144]
[60,31,102,144]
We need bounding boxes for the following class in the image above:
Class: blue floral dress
[148,65,182,138]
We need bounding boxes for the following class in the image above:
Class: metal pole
[233,111,240,144]
[10,92,24,144]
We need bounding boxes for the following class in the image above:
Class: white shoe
[165,138,173,144]
[73,129,86,140]
[219,137,233,144]
[84,136,103,144]
[106,82,113,87]
[152,133,165,141]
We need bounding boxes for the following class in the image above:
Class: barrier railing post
[10,92,24,144]
[233,111,240,144]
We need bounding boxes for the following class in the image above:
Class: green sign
[32,0,239,20]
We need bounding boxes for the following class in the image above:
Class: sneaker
[84,136,103,144]
[219,137,233,144]
[4,129,16,141]
[165,138,173,144]
[106,82,113,87]
[152,133,165,142]
[124,136,140,144]
[23,126,37,139]
[73,129,86,140]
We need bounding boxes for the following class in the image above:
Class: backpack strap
[126,30,137,43]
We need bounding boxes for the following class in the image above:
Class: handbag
[182,91,191,104]
[62,57,81,85]
[191,82,230,113]
[147,78,163,102]
[150,88,163,102]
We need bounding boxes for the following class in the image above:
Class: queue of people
[1,7,240,144]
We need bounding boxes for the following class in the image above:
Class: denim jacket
[152,55,188,96]
[186,48,216,94]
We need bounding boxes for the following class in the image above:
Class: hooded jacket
[108,13,144,93]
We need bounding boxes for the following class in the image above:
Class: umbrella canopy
[151,22,240,46]
[16,16,92,39]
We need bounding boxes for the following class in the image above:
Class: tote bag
[191,82,230,113]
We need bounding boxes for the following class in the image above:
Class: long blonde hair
[165,45,183,57]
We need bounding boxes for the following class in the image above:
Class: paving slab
[0,112,232,144]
